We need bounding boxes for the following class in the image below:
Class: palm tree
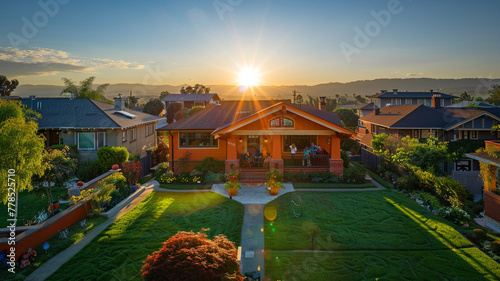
[60,76,110,102]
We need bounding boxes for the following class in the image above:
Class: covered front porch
[220,133,344,177]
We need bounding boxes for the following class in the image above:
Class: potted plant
[265,169,285,196]
[223,181,242,196]
[226,171,240,183]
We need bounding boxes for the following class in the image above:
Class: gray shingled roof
[161,94,220,102]
[158,100,347,133]
[21,98,162,129]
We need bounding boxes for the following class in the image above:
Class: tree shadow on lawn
[47,192,244,281]
[264,190,500,280]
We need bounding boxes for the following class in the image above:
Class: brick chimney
[114,94,126,111]
[373,108,380,115]
[432,94,441,109]
[319,96,327,111]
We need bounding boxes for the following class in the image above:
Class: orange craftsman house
[158,99,353,179]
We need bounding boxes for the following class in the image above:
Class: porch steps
[239,168,267,184]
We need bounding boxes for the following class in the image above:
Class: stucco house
[368,89,456,108]
[21,95,163,161]
[158,98,353,180]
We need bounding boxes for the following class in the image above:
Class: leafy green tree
[159,90,170,100]
[458,91,473,102]
[60,76,110,102]
[180,84,210,94]
[486,84,500,105]
[143,98,165,116]
[0,100,45,204]
[474,96,484,102]
[0,75,19,96]
[333,107,358,131]
[33,146,76,213]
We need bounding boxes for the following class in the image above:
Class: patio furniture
[254,153,263,167]
[240,153,255,167]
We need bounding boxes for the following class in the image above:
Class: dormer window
[270,117,294,128]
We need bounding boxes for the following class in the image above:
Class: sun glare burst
[237,67,261,87]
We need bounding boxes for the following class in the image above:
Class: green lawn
[0,186,69,225]
[264,190,500,280]
[48,192,244,280]
[1,216,107,281]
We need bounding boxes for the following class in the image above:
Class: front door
[247,135,260,155]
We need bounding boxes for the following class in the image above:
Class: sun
[237,67,261,87]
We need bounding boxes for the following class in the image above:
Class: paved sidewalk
[211,183,294,204]
[240,204,265,279]
[25,181,157,281]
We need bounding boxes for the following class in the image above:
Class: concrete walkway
[25,181,157,281]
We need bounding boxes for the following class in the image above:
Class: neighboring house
[466,141,500,232]
[356,96,500,196]
[341,102,379,118]
[162,93,221,110]
[157,99,353,177]
[21,95,163,161]
[368,89,456,108]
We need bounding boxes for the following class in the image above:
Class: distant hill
[14,78,500,101]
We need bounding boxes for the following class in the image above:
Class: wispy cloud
[0,47,145,77]
[405,72,425,77]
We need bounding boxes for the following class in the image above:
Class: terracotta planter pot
[112,164,119,170]
[269,187,280,196]
[77,181,84,187]
[228,187,238,196]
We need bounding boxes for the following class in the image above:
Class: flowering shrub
[70,188,96,204]
[192,176,201,183]
[442,206,470,225]
[158,172,176,184]
[180,176,190,183]
[223,181,241,190]
[122,161,142,186]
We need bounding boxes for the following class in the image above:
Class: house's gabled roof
[20,98,162,130]
[361,104,500,130]
[361,104,446,128]
[161,94,220,102]
[212,102,351,136]
[158,100,351,136]
[158,100,281,131]
[368,91,456,99]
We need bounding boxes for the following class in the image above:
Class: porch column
[225,135,240,173]
[329,135,343,177]
[270,135,283,175]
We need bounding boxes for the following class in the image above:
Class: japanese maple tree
[141,230,243,281]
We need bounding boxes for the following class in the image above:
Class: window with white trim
[270,117,294,127]
[471,130,478,139]
[179,132,218,147]
[145,124,154,136]
[130,128,137,141]
[122,131,127,142]
[78,132,105,150]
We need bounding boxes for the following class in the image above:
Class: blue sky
[0,0,499,86]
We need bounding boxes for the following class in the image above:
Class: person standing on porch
[290,143,297,159]
[303,146,311,166]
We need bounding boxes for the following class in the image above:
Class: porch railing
[283,154,329,168]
